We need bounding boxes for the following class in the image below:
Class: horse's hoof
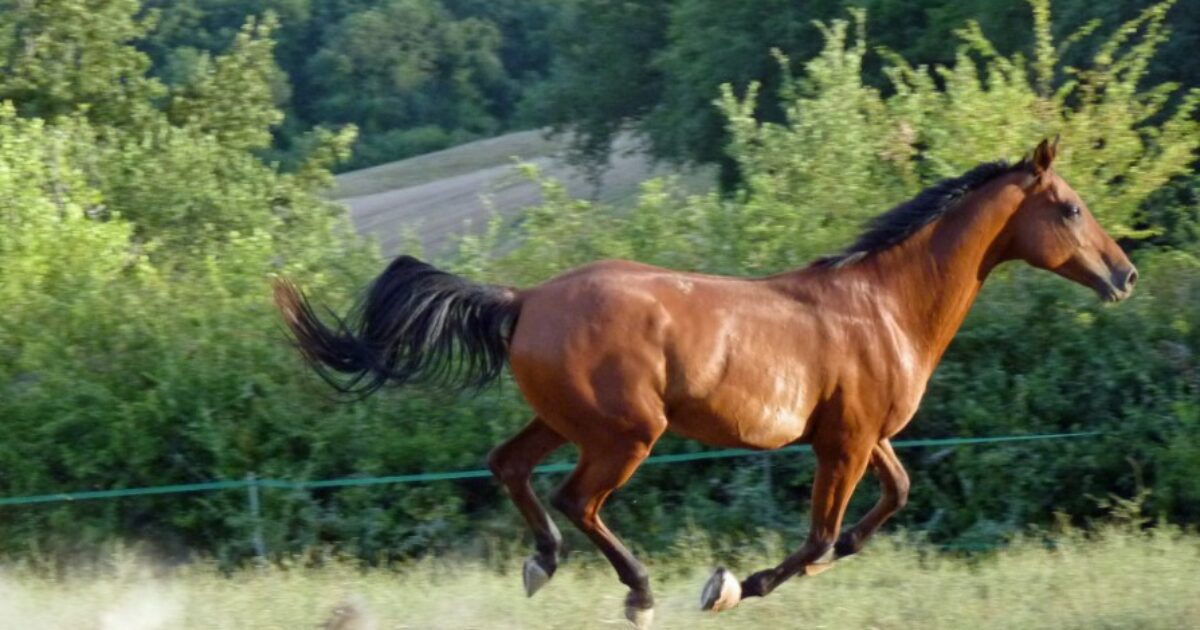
[625,604,655,629]
[699,567,742,612]
[522,556,551,597]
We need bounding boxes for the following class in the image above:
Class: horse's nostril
[1126,268,1138,288]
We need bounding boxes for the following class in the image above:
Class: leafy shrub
[0,0,1196,564]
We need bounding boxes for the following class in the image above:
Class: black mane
[816,160,1025,268]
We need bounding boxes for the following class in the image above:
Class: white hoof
[699,567,742,612]
[625,605,654,629]
[522,556,551,597]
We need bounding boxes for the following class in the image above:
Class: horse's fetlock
[624,571,650,594]
[740,569,776,598]
[534,536,560,558]
[625,587,654,610]
[536,551,557,574]
[834,531,860,558]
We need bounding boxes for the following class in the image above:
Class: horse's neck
[860,177,1024,367]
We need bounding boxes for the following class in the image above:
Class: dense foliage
[0,0,1196,566]
[51,0,1193,173]
[534,0,1200,184]
[138,0,559,169]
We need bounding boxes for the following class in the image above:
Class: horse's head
[1006,138,1137,302]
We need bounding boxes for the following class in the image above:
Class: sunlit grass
[1,526,1196,629]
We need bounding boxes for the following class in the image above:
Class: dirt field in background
[333,129,712,257]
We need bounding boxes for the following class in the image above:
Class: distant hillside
[332,129,713,257]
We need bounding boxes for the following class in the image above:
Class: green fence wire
[0,431,1101,507]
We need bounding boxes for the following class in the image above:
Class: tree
[528,0,671,165]
[0,0,163,126]
[167,15,285,151]
[0,0,384,561]
[305,0,508,165]
[534,0,1199,188]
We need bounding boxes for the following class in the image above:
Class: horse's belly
[668,375,817,450]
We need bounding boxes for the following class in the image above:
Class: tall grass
[0,525,1196,629]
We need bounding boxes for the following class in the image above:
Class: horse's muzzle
[1099,265,1137,302]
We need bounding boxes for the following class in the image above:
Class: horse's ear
[1030,137,1057,175]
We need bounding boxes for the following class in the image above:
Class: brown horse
[274,139,1135,628]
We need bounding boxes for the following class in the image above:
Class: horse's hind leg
[488,417,567,596]
[702,439,872,612]
[552,432,663,629]
[834,439,910,559]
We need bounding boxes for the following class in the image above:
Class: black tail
[273,256,521,396]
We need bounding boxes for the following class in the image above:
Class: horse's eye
[1061,203,1081,219]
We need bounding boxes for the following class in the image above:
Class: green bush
[0,0,1196,564]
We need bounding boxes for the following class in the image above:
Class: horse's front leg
[701,439,873,611]
[834,438,910,559]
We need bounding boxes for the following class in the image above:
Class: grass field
[1,527,1196,629]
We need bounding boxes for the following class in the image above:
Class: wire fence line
[0,431,1101,507]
